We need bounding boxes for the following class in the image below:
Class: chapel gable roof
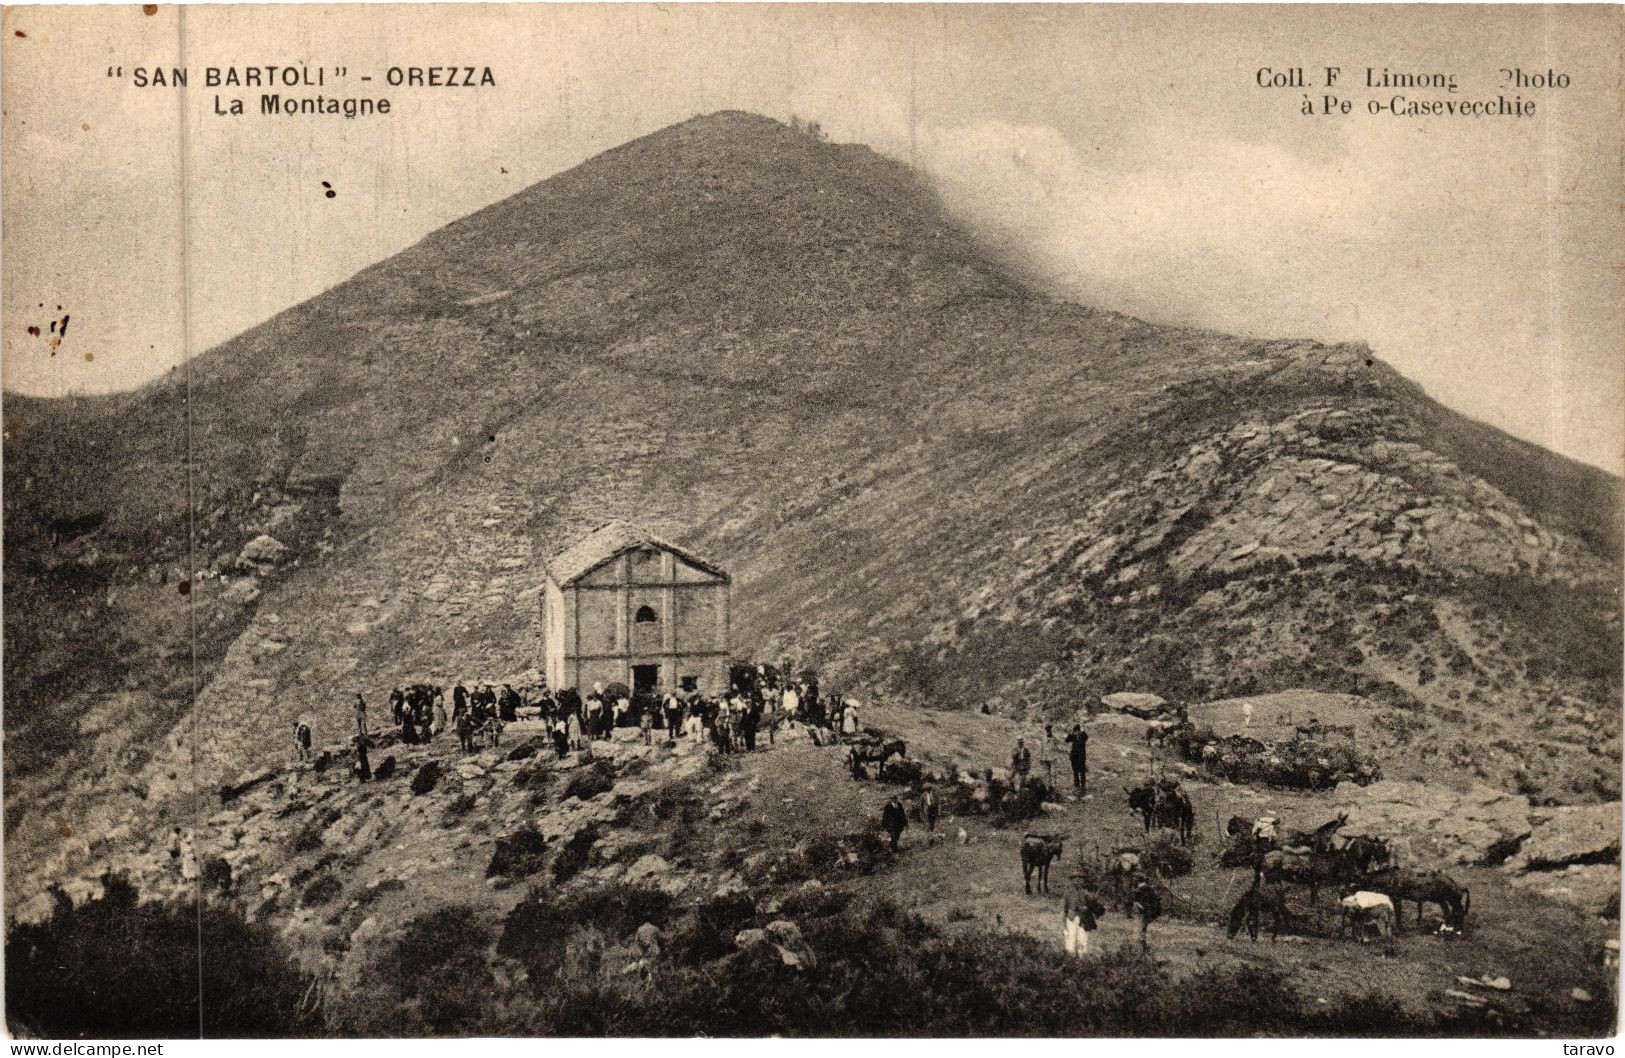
[544,520,729,585]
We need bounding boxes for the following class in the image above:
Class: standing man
[1011,738,1032,793]
[353,734,372,783]
[1242,699,1254,728]
[881,795,908,851]
[293,719,313,763]
[781,682,800,729]
[920,785,939,832]
[663,689,684,743]
[398,700,419,745]
[1066,723,1089,794]
[353,693,369,739]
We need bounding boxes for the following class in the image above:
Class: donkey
[1021,833,1064,895]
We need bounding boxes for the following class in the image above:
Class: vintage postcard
[2,2,1620,1041]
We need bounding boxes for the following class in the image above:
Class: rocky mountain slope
[12,704,1616,1036]
[5,111,1620,911]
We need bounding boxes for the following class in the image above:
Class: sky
[3,4,1621,472]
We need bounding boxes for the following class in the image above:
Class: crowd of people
[310,664,873,778]
[524,664,868,760]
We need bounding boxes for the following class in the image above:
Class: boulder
[1333,779,1534,867]
[222,578,262,606]
[765,919,804,947]
[1101,692,1166,718]
[239,535,287,565]
[765,919,816,968]
[1508,802,1621,871]
[734,928,769,951]
[624,854,672,885]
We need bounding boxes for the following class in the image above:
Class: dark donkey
[1021,833,1064,895]
[1255,833,1389,905]
[1125,782,1196,844]
[1228,880,1292,942]
[1361,867,1471,931]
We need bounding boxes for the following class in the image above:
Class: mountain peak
[4,116,1620,934]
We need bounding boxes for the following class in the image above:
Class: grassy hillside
[4,111,1620,910]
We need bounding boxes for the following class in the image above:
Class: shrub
[410,759,442,796]
[844,830,895,875]
[442,793,477,825]
[202,855,233,894]
[328,885,1612,1038]
[801,835,845,874]
[392,905,494,1034]
[288,805,342,854]
[488,826,548,880]
[797,831,894,878]
[563,761,615,802]
[300,874,343,908]
[507,736,547,762]
[551,824,600,884]
[668,891,758,963]
[1175,728,1381,789]
[513,761,552,792]
[1139,833,1194,879]
[6,874,310,1038]
[498,883,676,988]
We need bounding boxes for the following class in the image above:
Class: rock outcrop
[1510,803,1622,871]
[1101,693,1167,718]
[1332,778,1621,915]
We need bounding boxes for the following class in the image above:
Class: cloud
[891,116,1619,471]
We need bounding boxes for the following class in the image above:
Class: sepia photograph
[2,2,1620,1040]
